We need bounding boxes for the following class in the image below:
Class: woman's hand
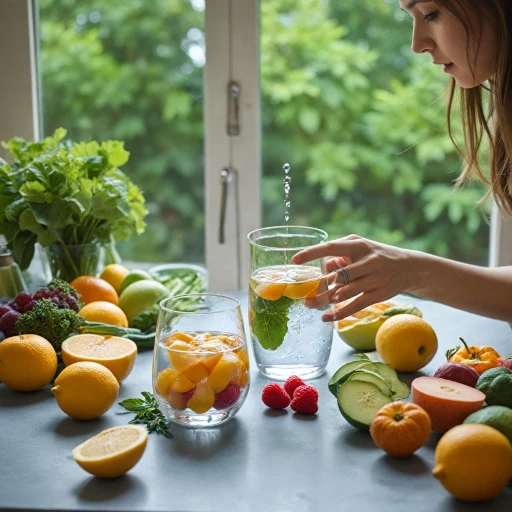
[291,235,416,322]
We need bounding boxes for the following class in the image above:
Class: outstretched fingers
[292,238,365,266]
[322,290,383,322]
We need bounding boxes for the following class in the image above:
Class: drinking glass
[153,294,250,428]
[247,226,333,380]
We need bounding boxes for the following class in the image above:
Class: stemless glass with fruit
[247,226,333,380]
[153,294,250,428]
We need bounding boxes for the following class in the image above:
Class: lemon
[433,424,512,501]
[376,314,437,372]
[61,334,137,382]
[335,302,422,351]
[0,334,57,392]
[51,361,120,420]
[100,264,130,293]
[119,279,168,323]
[72,425,148,478]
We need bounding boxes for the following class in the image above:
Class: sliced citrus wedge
[72,425,148,478]
[335,301,422,351]
[61,334,137,382]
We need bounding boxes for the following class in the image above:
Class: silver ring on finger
[335,267,350,286]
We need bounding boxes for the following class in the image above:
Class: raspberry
[290,385,318,415]
[261,383,290,409]
[214,383,241,410]
[283,375,306,398]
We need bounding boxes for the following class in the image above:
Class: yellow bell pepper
[446,338,501,375]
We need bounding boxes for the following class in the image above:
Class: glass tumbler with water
[247,226,333,380]
[153,294,250,428]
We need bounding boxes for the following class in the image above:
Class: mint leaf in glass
[251,295,294,351]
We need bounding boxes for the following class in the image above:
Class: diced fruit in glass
[202,353,223,373]
[181,360,210,383]
[207,353,240,392]
[164,332,194,344]
[187,382,215,414]
[235,348,249,369]
[166,388,189,410]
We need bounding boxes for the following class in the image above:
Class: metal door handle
[219,167,233,244]
[227,81,240,136]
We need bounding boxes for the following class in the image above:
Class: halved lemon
[61,334,137,382]
[72,425,148,478]
[335,301,422,351]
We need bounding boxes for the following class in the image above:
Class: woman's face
[399,0,497,88]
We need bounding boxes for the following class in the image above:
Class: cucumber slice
[328,360,410,399]
[337,380,392,430]
[328,360,371,397]
[370,362,410,399]
[348,368,392,397]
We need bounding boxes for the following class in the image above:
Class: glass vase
[102,234,123,267]
[43,242,104,283]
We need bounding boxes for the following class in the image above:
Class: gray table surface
[1,293,512,512]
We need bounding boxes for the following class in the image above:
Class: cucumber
[337,380,392,430]
[328,360,371,397]
[348,368,392,397]
[369,362,410,399]
[328,359,410,399]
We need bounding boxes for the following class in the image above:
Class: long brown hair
[441,1,512,214]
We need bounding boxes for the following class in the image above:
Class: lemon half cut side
[72,425,148,478]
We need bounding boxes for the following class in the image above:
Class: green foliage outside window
[38,0,489,267]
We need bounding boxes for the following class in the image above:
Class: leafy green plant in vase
[0,128,148,282]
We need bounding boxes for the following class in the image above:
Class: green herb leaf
[251,295,294,351]
[118,392,172,437]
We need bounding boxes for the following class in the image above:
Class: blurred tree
[39,0,205,263]
[38,0,489,267]
[260,0,489,264]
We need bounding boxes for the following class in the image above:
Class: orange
[72,425,148,478]
[370,402,431,457]
[100,264,131,293]
[70,276,119,305]
[254,282,287,301]
[376,314,438,372]
[79,301,128,328]
[61,334,137,382]
[51,361,120,420]
[0,334,58,392]
[433,424,512,501]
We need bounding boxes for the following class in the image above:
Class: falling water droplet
[283,163,291,267]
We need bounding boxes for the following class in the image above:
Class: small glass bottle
[0,246,27,298]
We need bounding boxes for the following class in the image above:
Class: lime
[118,280,168,323]
[120,270,154,294]
[463,405,512,444]
[476,367,512,408]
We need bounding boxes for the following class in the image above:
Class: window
[260,0,489,267]
[38,0,206,265]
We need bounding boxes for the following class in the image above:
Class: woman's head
[401,1,512,214]
[401,0,498,88]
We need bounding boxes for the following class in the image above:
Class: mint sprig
[251,295,294,351]
[118,391,172,437]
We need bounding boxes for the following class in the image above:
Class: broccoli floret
[131,307,159,333]
[15,299,83,350]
